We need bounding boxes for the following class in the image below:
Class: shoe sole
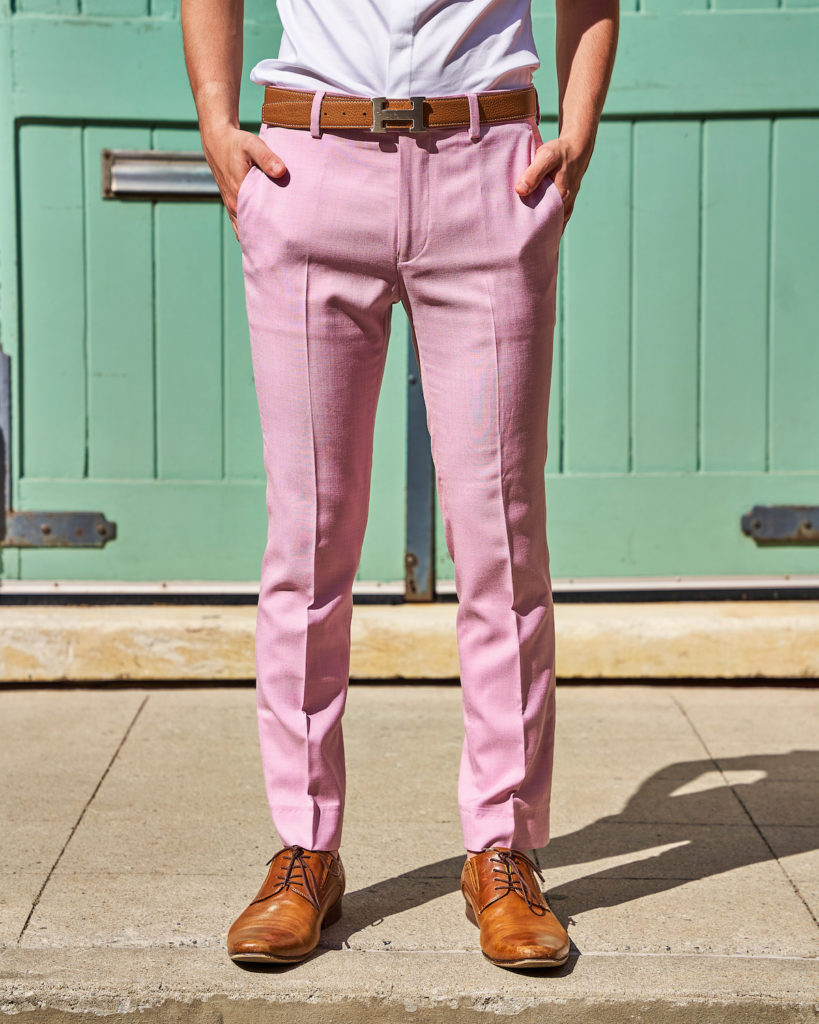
[481,950,570,969]
[228,895,343,964]
[464,894,569,969]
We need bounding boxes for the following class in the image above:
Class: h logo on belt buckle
[371,96,426,133]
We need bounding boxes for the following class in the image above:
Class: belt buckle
[370,95,426,133]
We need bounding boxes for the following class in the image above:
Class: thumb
[249,138,286,178]
[516,142,560,196]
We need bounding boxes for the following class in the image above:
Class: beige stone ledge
[0,600,817,682]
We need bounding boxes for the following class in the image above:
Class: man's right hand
[202,124,287,241]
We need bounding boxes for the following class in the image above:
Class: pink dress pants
[236,87,564,854]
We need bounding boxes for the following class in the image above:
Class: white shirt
[249,0,540,97]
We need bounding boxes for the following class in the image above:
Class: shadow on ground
[319,750,816,950]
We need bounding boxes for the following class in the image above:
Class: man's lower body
[229,87,567,967]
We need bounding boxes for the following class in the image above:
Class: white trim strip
[0,575,817,596]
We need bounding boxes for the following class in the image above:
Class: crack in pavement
[16,694,150,943]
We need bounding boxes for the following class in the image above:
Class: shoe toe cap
[228,920,315,959]
[483,918,570,964]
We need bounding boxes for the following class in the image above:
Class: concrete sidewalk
[1,683,817,1022]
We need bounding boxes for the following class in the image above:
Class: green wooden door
[0,0,817,585]
[525,0,819,579]
[0,0,408,583]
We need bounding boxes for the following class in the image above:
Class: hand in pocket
[516,128,591,232]
[202,125,288,241]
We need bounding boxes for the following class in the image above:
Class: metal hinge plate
[1,510,116,548]
[741,505,819,545]
[1,350,118,550]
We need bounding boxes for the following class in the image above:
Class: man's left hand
[515,133,592,230]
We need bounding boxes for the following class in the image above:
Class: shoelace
[264,845,324,911]
[488,848,548,915]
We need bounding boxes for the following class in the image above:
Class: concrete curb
[0,601,817,682]
[1,949,817,1023]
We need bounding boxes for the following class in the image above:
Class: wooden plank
[642,0,707,13]
[149,0,178,15]
[563,121,631,472]
[8,13,819,120]
[82,0,147,14]
[18,124,87,480]
[431,466,819,582]
[242,0,281,23]
[533,10,819,114]
[16,0,78,12]
[715,0,774,10]
[19,471,819,582]
[544,473,819,577]
[153,128,223,480]
[0,19,20,540]
[19,479,268,580]
[700,119,770,472]
[9,17,281,124]
[83,125,155,479]
[769,117,819,472]
[632,120,701,471]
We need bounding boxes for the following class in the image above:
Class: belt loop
[467,92,481,142]
[534,85,541,124]
[310,89,326,138]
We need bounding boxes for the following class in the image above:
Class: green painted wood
[4,4,819,584]
[243,0,280,23]
[700,119,770,473]
[769,118,819,472]
[17,0,77,13]
[0,13,20,581]
[437,470,819,581]
[6,13,819,122]
[642,0,707,13]
[18,479,267,580]
[152,127,224,480]
[533,11,819,114]
[83,125,155,479]
[19,471,819,581]
[83,0,147,15]
[149,0,178,17]
[632,120,701,472]
[8,16,281,124]
[714,0,774,10]
[18,124,87,480]
[563,121,632,473]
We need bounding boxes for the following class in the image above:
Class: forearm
[555,0,619,153]
[180,0,245,139]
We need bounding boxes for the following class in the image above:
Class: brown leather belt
[261,84,539,133]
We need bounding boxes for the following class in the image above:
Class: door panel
[770,118,819,471]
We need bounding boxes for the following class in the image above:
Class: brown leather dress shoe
[227,844,345,964]
[461,847,570,969]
